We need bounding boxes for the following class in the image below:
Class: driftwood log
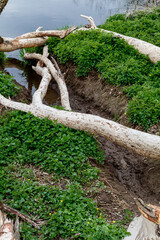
[0,15,160,160]
[124,199,160,240]
[0,44,160,159]
[0,26,77,52]
[79,15,160,64]
[0,14,160,239]
[0,15,160,63]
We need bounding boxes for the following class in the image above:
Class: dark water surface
[0,0,159,102]
[0,0,146,37]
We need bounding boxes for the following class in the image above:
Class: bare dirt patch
[2,64,160,223]
[54,63,160,220]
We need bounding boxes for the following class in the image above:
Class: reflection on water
[1,0,159,104]
[5,58,59,105]
[1,0,159,38]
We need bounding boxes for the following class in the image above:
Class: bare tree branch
[0,52,160,160]
[24,51,71,110]
[80,14,97,29]
[15,26,77,40]
[0,26,77,52]
[80,15,160,63]
[0,202,41,230]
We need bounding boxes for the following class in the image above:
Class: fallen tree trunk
[102,29,160,64]
[0,18,160,159]
[0,26,77,52]
[0,46,160,160]
[80,15,160,63]
[1,14,160,63]
[124,199,160,240]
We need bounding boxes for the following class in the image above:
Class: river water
[0,0,159,103]
[1,0,155,37]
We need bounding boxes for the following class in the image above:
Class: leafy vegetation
[0,111,129,239]
[19,46,43,65]
[127,84,160,130]
[99,8,160,47]
[0,71,21,97]
[46,28,160,130]
[0,52,6,64]
[3,10,158,238]
[0,165,129,240]
[0,110,104,183]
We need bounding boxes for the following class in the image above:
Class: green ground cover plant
[46,29,160,130]
[127,83,160,129]
[0,165,129,240]
[0,52,6,64]
[0,110,104,183]
[99,8,160,47]
[0,111,129,239]
[0,71,21,97]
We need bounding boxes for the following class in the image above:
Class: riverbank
[55,61,160,206]
[0,7,160,239]
[1,61,160,239]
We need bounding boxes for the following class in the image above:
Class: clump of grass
[0,52,6,64]
[99,8,160,47]
[0,110,104,183]
[0,71,21,97]
[46,29,160,130]
[127,83,160,130]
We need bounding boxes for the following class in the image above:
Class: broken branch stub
[15,26,77,40]
[80,14,97,29]
[0,26,77,52]
[80,14,160,63]
[136,199,160,226]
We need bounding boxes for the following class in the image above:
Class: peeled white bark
[0,26,77,52]
[24,51,71,110]
[1,14,160,63]
[124,216,160,240]
[0,210,15,240]
[80,15,160,63]
[102,29,160,64]
[1,92,160,159]
[0,47,160,160]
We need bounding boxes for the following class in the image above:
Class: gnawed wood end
[136,198,160,226]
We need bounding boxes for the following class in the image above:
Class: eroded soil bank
[51,62,160,220]
[1,62,160,223]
